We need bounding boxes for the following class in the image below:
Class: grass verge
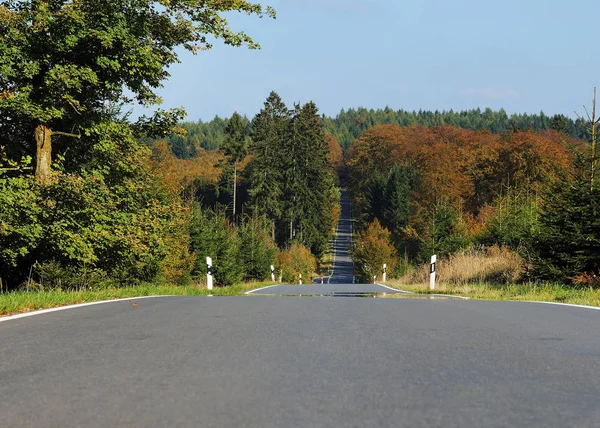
[0,281,276,317]
[383,280,600,307]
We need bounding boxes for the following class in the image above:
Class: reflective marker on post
[271,265,275,282]
[206,256,213,291]
[383,263,387,283]
[430,255,437,290]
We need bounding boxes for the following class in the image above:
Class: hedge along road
[1,296,600,427]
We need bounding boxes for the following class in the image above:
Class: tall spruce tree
[248,92,289,239]
[287,102,335,255]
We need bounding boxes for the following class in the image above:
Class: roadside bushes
[189,207,280,286]
[190,206,243,286]
[0,121,193,291]
[0,170,189,290]
[276,243,317,283]
[239,215,277,282]
[351,219,397,283]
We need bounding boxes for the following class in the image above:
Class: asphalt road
[328,189,355,285]
[1,297,599,427]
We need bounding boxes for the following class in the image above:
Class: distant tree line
[160,107,586,156]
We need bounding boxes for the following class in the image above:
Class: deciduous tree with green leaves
[0,0,275,289]
[0,0,275,181]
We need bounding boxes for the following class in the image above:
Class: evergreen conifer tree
[287,102,335,255]
[248,92,289,239]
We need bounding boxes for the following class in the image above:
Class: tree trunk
[233,164,237,226]
[35,124,52,184]
[591,87,597,191]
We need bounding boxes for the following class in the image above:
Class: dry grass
[396,246,524,286]
[386,247,600,306]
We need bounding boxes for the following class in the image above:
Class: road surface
[2,191,600,426]
[1,297,599,427]
[329,189,355,284]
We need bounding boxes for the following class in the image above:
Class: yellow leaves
[0,5,18,25]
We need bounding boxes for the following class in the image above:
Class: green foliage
[419,205,471,262]
[189,205,243,286]
[287,101,336,256]
[223,112,248,164]
[247,91,288,226]
[217,111,248,222]
[0,0,272,290]
[363,165,415,235]
[478,193,541,249]
[247,93,337,255]
[239,215,277,281]
[352,219,398,283]
[0,120,190,289]
[276,243,317,283]
[532,176,600,283]
[0,0,274,121]
[0,175,43,273]
[32,260,113,291]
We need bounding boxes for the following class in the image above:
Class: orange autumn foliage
[325,133,344,173]
[346,124,573,241]
[151,141,224,201]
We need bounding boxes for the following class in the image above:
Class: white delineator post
[383,264,387,283]
[206,256,213,291]
[299,274,302,285]
[373,275,377,284]
[430,255,437,290]
[271,265,275,282]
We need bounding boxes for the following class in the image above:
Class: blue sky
[146,0,599,121]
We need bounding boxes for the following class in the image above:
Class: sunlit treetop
[0,0,275,124]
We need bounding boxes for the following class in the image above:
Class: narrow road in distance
[250,189,399,295]
[329,189,355,284]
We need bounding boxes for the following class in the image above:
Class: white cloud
[460,88,519,100]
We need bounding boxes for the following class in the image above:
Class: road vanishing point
[1,191,599,427]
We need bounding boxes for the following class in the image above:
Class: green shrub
[239,215,277,281]
[190,206,243,286]
[352,219,398,283]
[276,243,317,283]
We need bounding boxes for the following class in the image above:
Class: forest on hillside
[158,107,587,157]
[346,114,600,286]
[2,0,599,293]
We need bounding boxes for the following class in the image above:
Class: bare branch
[53,131,81,138]
[0,167,33,171]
